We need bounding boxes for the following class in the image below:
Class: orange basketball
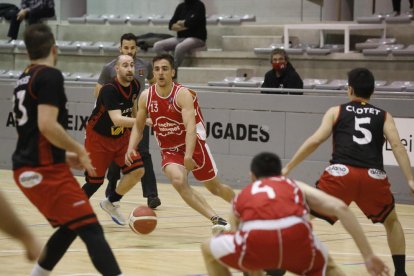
[128,205,157,235]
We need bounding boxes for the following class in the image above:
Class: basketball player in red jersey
[82,54,144,226]
[12,24,121,275]
[202,152,389,276]
[283,68,414,276]
[126,53,235,233]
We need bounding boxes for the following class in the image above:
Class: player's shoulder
[34,66,63,81]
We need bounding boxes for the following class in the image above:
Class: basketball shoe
[147,196,161,209]
[211,215,231,235]
[100,199,126,225]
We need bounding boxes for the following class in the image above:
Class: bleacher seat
[65,72,98,82]
[0,40,16,51]
[392,44,414,56]
[56,41,74,51]
[208,76,245,87]
[406,85,414,92]
[218,15,242,25]
[233,77,264,87]
[306,47,331,55]
[375,81,414,92]
[253,44,284,54]
[375,80,387,88]
[303,79,328,89]
[129,15,150,25]
[315,79,347,90]
[150,15,171,25]
[107,15,127,24]
[206,15,219,25]
[356,14,384,24]
[241,14,256,22]
[103,42,120,53]
[85,15,107,24]
[363,44,404,56]
[68,16,86,24]
[385,14,412,24]
[0,70,22,79]
[355,38,397,51]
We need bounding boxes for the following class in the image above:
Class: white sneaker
[211,215,231,235]
[99,199,126,225]
[211,223,231,235]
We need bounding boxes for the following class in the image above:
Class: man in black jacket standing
[153,0,207,71]
[261,48,303,95]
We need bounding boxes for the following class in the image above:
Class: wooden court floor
[0,169,413,276]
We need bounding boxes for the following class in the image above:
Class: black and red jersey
[12,64,67,169]
[331,100,386,170]
[88,78,139,137]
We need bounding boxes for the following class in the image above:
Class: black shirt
[261,63,303,94]
[12,65,67,169]
[88,78,139,138]
[331,101,386,170]
[169,0,207,41]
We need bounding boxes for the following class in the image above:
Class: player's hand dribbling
[125,148,137,166]
[365,255,390,276]
[184,155,197,171]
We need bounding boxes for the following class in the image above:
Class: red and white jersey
[234,176,309,222]
[146,83,206,149]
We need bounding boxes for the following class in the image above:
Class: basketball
[128,205,157,234]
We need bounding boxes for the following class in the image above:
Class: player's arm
[282,106,338,175]
[108,110,136,128]
[383,112,414,192]
[297,181,389,276]
[38,104,95,176]
[93,83,102,98]
[126,90,148,166]
[0,190,41,261]
[177,88,197,171]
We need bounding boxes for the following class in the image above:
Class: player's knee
[170,176,187,192]
[128,167,145,180]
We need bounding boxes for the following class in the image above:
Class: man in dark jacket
[153,0,207,70]
[7,0,55,41]
[261,48,303,95]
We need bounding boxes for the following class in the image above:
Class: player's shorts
[160,139,218,182]
[209,216,328,275]
[312,164,394,224]
[85,126,143,184]
[13,163,98,230]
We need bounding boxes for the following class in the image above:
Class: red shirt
[234,176,309,221]
[146,83,205,149]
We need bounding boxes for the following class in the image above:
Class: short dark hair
[120,33,137,45]
[347,68,375,99]
[270,48,289,63]
[250,152,282,178]
[152,53,175,68]
[24,23,55,60]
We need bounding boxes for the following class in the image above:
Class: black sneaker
[147,196,161,209]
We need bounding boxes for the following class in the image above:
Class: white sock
[30,263,51,276]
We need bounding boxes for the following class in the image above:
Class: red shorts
[313,164,394,224]
[210,217,328,275]
[13,163,97,230]
[160,139,217,181]
[85,126,143,184]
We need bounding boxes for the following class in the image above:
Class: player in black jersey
[82,54,145,226]
[283,68,414,276]
[12,24,122,275]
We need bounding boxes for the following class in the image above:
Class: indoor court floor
[0,169,413,275]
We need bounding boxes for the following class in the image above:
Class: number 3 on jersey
[13,90,28,126]
[251,180,276,199]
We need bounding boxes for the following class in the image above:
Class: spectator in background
[392,0,413,15]
[7,0,55,41]
[153,0,207,74]
[261,48,303,95]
